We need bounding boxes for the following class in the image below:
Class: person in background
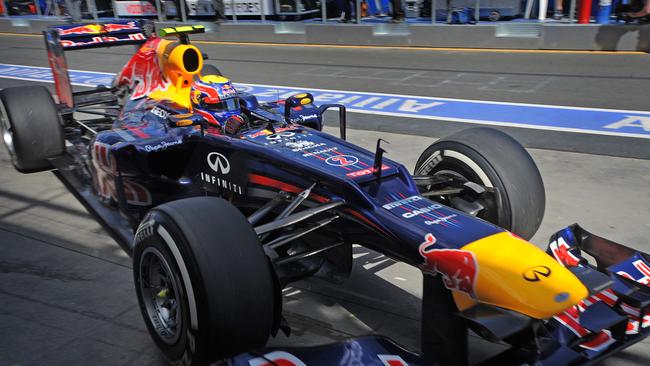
[64,0,81,21]
[339,0,356,22]
[211,0,226,22]
[552,0,564,19]
[390,0,404,21]
[622,0,650,19]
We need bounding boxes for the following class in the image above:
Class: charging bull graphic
[418,233,478,297]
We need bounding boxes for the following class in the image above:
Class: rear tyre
[200,64,222,77]
[133,197,276,365]
[0,86,64,172]
[415,127,545,240]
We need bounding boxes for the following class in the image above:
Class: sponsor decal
[266,131,295,140]
[419,233,478,296]
[302,147,338,157]
[415,150,442,175]
[207,152,230,174]
[377,354,410,366]
[202,152,243,195]
[59,33,146,48]
[346,164,389,178]
[401,204,443,219]
[522,266,551,282]
[424,214,458,226]
[115,38,171,100]
[144,137,182,152]
[150,106,170,119]
[382,195,423,210]
[325,155,358,167]
[59,22,140,35]
[247,126,298,139]
[200,172,243,194]
[135,218,155,242]
[285,140,325,152]
[58,24,104,36]
[289,113,319,123]
[248,351,306,366]
[92,142,152,206]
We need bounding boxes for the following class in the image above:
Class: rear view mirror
[284,93,314,121]
[168,113,205,128]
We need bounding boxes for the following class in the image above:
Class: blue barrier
[0,63,649,139]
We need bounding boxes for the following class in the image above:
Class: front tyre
[415,127,545,240]
[133,197,277,365]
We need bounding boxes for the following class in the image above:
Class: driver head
[190,75,242,127]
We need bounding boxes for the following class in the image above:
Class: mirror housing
[284,92,315,121]
[168,113,207,134]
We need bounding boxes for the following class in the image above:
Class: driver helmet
[190,75,240,115]
[190,75,247,134]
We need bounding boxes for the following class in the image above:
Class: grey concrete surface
[1,126,649,365]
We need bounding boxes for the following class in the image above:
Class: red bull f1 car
[1,20,650,366]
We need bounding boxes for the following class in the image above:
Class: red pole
[579,0,592,23]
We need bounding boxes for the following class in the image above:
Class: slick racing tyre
[0,86,64,172]
[133,197,277,365]
[415,127,545,240]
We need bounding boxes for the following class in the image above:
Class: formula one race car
[2,20,650,366]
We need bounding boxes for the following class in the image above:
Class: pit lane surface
[1,33,650,365]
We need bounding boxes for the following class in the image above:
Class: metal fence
[0,0,587,24]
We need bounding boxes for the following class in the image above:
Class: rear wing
[44,20,154,108]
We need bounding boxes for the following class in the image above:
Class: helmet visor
[202,97,240,112]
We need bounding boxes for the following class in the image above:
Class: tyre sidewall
[133,211,206,366]
[415,141,512,230]
[414,128,545,239]
[0,86,64,172]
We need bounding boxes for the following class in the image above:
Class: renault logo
[523,266,551,282]
[207,152,230,174]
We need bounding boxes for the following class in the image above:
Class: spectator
[338,0,356,22]
[552,0,564,19]
[212,0,226,23]
[64,0,82,21]
[390,0,404,22]
[622,0,650,19]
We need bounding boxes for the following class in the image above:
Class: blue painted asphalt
[1,63,649,139]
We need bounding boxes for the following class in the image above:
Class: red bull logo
[58,22,139,36]
[103,22,139,33]
[193,82,223,104]
[58,24,104,36]
[419,233,478,297]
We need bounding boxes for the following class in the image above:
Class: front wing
[223,224,650,366]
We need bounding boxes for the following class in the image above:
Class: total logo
[325,155,358,167]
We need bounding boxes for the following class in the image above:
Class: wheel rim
[0,102,16,157]
[139,247,183,345]
[429,167,503,228]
